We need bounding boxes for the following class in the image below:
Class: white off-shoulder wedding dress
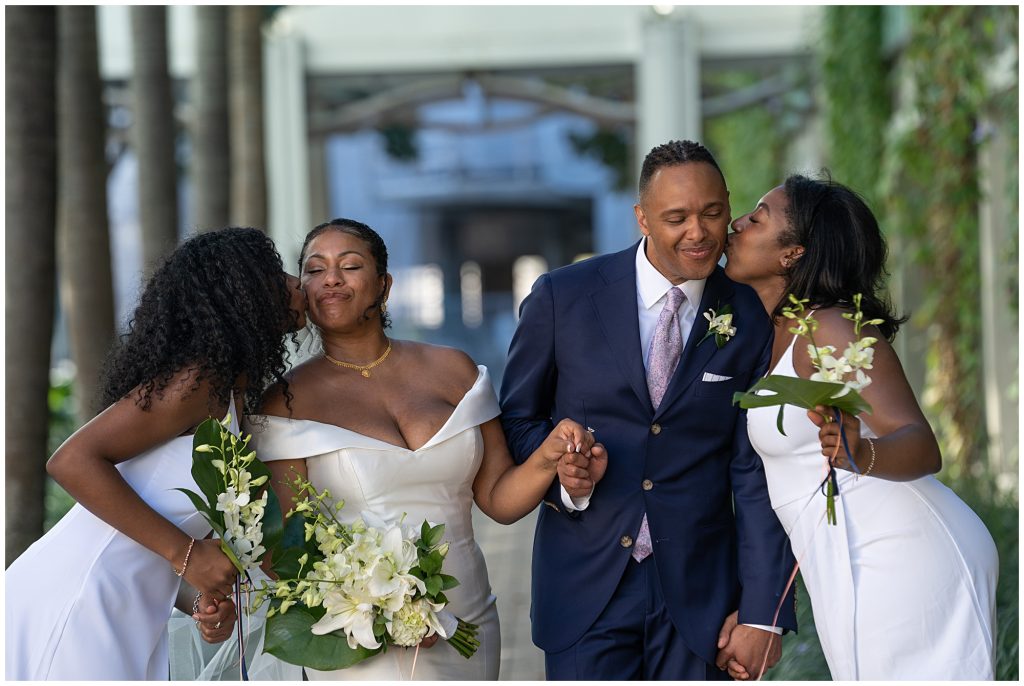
[6,403,238,680]
[746,338,997,680]
[242,365,502,680]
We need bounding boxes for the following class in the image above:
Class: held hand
[183,539,238,601]
[419,633,440,649]
[715,611,748,680]
[715,615,781,681]
[553,418,597,459]
[808,405,863,471]
[537,418,597,472]
[557,443,607,498]
[192,594,237,644]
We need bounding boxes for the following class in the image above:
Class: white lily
[312,594,381,650]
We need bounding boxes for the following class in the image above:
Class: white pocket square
[702,372,733,382]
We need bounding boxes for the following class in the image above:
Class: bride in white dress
[244,218,603,680]
[5,228,306,680]
[723,175,997,680]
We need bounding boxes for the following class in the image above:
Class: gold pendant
[361,370,370,378]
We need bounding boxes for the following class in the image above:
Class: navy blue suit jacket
[499,243,797,663]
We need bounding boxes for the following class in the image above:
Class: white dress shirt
[557,240,781,635]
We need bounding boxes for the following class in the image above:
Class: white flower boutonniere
[700,304,736,348]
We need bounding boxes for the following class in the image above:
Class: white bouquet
[257,475,478,671]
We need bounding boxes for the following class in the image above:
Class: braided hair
[99,227,297,414]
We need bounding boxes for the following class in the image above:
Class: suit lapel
[590,244,652,411]
[654,267,735,419]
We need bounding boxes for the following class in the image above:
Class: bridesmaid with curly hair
[5,227,306,680]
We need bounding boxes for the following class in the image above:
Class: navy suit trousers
[544,556,732,681]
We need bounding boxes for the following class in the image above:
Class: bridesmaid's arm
[799,309,942,481]
[45,369,239,599]
[471,418,603,525]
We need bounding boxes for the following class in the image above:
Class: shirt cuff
[560,484,593,511]
[743,623,783,635]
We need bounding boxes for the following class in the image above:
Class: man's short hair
[638,140,725,198]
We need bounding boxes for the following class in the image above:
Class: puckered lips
[316,290,352,306]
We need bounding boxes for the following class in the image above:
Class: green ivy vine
[821,6,890,208]
[876,6,1018,476]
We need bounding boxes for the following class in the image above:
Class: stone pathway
[471,506,546,680]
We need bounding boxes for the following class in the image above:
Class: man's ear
[634,203,651,237]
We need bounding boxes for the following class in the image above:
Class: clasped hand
[540,418,607,498]
[193,593,237,644]
[715,610,782,680]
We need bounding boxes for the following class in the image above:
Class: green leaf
[439,573,460,591]
[733,375,871,415]
[173,487,216,524]
[280,508,308,551]
[269,546,306,580]
[425,575,442,597]
[219,540,245,574]
[191,418,227,506]
[423,523,445,549]
[260,475,285,554]
[418,550,443,576]
[264,606,382,670]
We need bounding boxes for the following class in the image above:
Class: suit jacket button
[620,535,633,548]
[651,423,662,435]
[642,479,653,491]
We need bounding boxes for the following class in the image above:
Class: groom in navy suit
[500,140,796,679]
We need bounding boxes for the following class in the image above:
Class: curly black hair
[778,173,907,341]
[299,218,392,329]
[638,139,725,199]
[99,227,297,415]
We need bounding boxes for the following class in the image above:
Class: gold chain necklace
[323,339,392,378]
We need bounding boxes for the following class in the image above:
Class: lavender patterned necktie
[634,286,686,562]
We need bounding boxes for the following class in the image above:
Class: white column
[635,11,702,171]
[263,16,310,273]
[978,121,1018,491]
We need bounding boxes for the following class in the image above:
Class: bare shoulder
[401,340,479,391]
[259,357,320,417]
[104,366,224,439]
[811,307,883,349]
[142,366,220,416]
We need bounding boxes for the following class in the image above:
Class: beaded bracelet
[173,537,196,577]
[859,438,877,479]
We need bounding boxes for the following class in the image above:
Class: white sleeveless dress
[4,401,238,680]
[245,365,502,680]
[746,339,997,680]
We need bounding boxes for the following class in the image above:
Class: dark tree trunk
[228,6,267,230]
[5,7,58,566]
[57,6,116,424]
[193,6,230,231]
[130,6,179,273]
